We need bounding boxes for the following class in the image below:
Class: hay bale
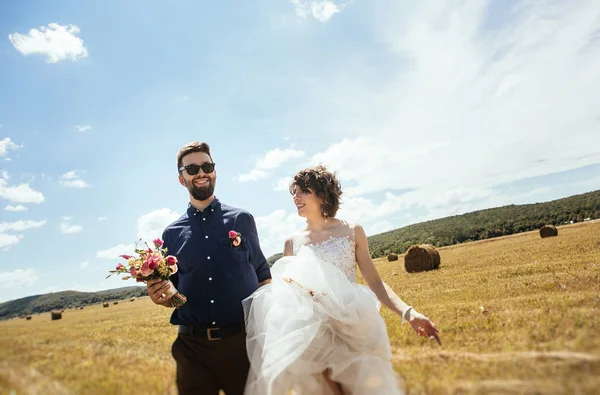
[540,225,558,238]
[113,301,119,305]
[103,302,109,308]
[404,244,441,273]
[51,311,62,320]
[25,315,32,320]
[79,306,84,310]
[387,253,399,262]
[130,297,136,302]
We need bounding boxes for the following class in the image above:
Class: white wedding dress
[242,235,404,395]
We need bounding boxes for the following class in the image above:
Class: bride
[243,165,440,395]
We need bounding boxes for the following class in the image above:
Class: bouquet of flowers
[106,238,187,307]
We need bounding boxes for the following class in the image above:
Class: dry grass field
[1,221,599,394]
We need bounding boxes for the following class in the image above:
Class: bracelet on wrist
[402,306,413,324]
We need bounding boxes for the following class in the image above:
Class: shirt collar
[187,197,220,215]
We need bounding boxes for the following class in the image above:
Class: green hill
[0,286,147,320]
[268,189,600,262]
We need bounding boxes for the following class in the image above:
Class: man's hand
[147,279,175,307]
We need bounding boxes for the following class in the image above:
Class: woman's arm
[354,224,410,318]
[354,224,441,343]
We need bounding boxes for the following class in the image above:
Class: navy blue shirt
[162,198,271,327]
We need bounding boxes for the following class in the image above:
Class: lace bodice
[294,236,357,283]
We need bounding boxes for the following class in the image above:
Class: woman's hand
[408,309,441,345]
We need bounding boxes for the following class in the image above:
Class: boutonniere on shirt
[228,230,242,247]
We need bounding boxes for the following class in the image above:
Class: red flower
[166,255,177,266]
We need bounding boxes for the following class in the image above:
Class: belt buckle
[207,327,221,341]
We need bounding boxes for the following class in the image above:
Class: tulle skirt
[242,248,404,395]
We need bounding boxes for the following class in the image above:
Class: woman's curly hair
[290,165,342,218]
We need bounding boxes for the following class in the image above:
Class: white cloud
[236,169,268,182]
[291,0,344,23]
[79,261,89,269]
[4,205,27,212]
[0,268,39,288]
[365,220,394,236]
[96,208,180,259]
[257,148,305,170]
[0,137,22,158]
[236,148,305,182]
[428,188,494,209]
[0,170,7,180]
[336,192,412,225]
[97,216,107,221]
[0,219,46,233]
[291,1,600,223]
[255,209,305,257]
[59,170,89,188]
[75,125,91,132]
[136,208,180,242]
[274,177,292,192]
[60,217,82,234]
[8,23,88,63]
[0,233,23,249]
[96,243,136,259]
[0,179,45,204]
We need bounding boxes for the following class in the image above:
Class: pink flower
[119,254,132,260]
[153,238,164,248]
[115,263,125,271]
[228,230,238,239]
[166,255,177,266]
[140,262,154,277]
[129,267,137,277]
[145,253,161,270]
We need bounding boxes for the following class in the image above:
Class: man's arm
[243,213,272,285]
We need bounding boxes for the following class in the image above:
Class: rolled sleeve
[243,214,271,282]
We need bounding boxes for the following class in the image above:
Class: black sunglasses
[179,162,216,175]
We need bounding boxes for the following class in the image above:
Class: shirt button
[210,300,214,303]
[209,277,213,281]
[193,213,197,216]
[207,256,211,260]
[203,218,206,221]
[205,235,208,239]
[212,321,216,325]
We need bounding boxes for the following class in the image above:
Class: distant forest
[0,286,147,320]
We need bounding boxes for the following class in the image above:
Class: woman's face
[290,184,322,218]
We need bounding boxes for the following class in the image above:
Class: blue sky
[1,0,599,302]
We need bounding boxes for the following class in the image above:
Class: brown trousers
[171,331,250,395]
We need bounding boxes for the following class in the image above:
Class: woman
[243,165,440,395]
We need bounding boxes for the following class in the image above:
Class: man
[147,141,272,395]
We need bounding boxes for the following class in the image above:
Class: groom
[147,141,272,395]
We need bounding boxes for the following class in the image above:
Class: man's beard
[187,178,215,201]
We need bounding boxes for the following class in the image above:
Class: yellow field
[1,221,599,394]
